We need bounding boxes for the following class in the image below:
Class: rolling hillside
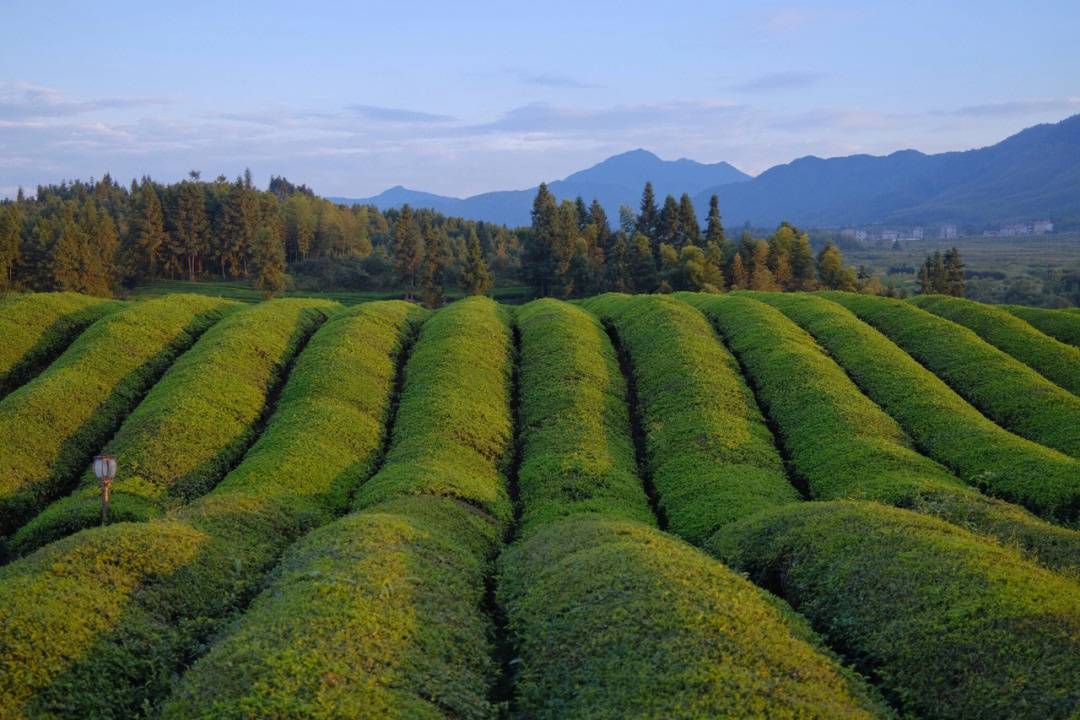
[1,290,1080,719]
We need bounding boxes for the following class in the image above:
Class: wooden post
[101,478,111,524]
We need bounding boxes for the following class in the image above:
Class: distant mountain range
[331,114,1080,229]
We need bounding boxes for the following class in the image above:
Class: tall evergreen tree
[528,184,560,296]
[678,193,701,247]
[393,204,424,301]
[131,184,167,280]
[172,182,209,280]
[656,195,681,250]
[0,203,24,289]
[705,194,725,246]
[817,242,856,291]
[943,246,965,296]
[626,232,657,293]
[637,182,658,239]
[419,218,445,307]
[459,229,492,296]
[250,226,286,295]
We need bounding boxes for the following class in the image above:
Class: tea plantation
[0,290,1078,720]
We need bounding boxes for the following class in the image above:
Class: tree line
[0,172,965,304]
[525,181,908,298]
[0,172,519,300]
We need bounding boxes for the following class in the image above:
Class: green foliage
[687,293,1080,574]
[1002,303,1080,348]
[0,294,235,537]
[352,296,515,526]
[710,501,1080,720]
[0,301,423,718]
[514,299,654,536]
[825,292,1080,459]
[163,495,501,720]
[911,294,1080,398]
[500,517,891,720]
[459,228,493,295]
[0,292,122,399]
[9,299,336,555]
[162,297,514,719]
[582,294,798,541]
[759,292,1080,524]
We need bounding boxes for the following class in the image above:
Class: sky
[2,1,1079,199]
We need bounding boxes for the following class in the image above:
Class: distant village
[839,220,1054,243]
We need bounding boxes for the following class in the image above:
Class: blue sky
[2,1,1078,198]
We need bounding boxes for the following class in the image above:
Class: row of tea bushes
[0,294,236,537]
[0,292,123,399]
[1002,304,1080,348]
[161,297,515,719]
[755,292,1080,523]
[910,294,1080,399]
[823,292,1080,459]
[8,299,335,555]
[499,299,888,719]
[581,294,799,541]
[512,298,654,536]
[710,500,1080,720]
[0,301,423,718]
[686,293,1080,576]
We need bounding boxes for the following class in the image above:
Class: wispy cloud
[515,71,597,89]
[727,71,825,93]
[346,104,456,123]
[953,97,1080,117]
[0,81,170,120]
[744,9,816,34]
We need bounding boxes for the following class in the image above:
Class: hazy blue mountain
[333,115,1080,229]
[332,150,751,226]
[694,114,1080,228]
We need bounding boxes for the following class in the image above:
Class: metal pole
[101,479,111,524]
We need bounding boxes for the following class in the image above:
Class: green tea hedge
[1002,304,1080,349]
[161,296,514,719]
[9,299,335,555]
[911,294,1080,398]
[0,301,423,719]
[757,292,1080,523]
[500,516,889,720]
[582,294,798,541]
[0,294,235,537]
[824,292,1080,459]
[687,293,1080,575]
[514,298,654,536]
[710,500,1080,720]
[0,292,123,399]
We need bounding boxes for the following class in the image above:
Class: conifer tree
[419,219,445,307]
[459,229,492,295]
[627,232,656,293]
[656,195,681,250]
[0,203,24,289]
[728,253,749,290]
[528,183,560,296]
[251,226,286,295]
[943,246,965,296]
[637,182,658,239]
[172,182,209,280]
[678,193,701,247]
[131,184,167,280]
[393,204,424,300]
[705,194,725,246]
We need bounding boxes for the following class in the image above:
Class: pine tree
[0,203,24,289]
[943,246,965,296]
[773,251,793,290]
[250,226,286,296]
[393,204,424,300]
[656,195,681,250]
[459,229,492,295]
[637,182,658,239]
[678,194,701,247]
[419,219,445,307]
[528,184,560,296]
[705,194,725,246]
[131,184,167,280]
[748,240,777,291]
[728,253,749,290]
[627,232,656,293]
[172,182,209,281]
